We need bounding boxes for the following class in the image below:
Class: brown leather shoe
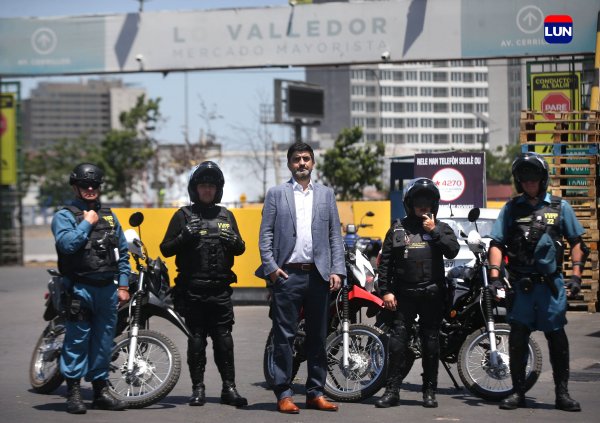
[277,397,300,414]
[306,396,338,412]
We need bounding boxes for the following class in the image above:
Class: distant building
[306,59,523,155]
[22,79,145,149]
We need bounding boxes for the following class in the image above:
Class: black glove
[489,276,505,298]
[219,227,240,249]
[181,217,202,242]
[566,275,582,298]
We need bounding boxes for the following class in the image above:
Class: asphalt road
[2,265,600,423]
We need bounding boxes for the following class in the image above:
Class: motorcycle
[29,270,66,394]
[262,246,385,398]
[385,208,543,401]
[29,211,192,409]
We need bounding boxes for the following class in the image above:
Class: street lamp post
[366,66,382,143]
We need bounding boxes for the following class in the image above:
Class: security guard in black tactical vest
[375,178,459,409]
[160,161,247,408]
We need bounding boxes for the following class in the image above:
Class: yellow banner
[0,93,17,185]
[530,72,581,154]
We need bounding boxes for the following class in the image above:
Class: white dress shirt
[287,179,314,264]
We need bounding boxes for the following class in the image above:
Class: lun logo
[544,15,573,44]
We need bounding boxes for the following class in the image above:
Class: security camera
[381,51,391,62]
[135,54,144,62]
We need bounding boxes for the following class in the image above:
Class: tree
[485,143,521,184]
[319,127,385,200]
[25,136,103,208]
[24,95,161,208]
[100,95,161,207]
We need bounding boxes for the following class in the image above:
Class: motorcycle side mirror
[467,208,480,223]
[129,211,144,227]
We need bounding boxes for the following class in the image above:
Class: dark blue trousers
[271,268,330,400]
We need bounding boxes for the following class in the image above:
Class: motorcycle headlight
[356,238,369,253]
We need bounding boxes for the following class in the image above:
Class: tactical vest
[57,205,119,284]
[391,218,444,292]
[180,206,236,285]
[505,195,563,273]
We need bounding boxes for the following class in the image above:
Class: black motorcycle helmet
[403,177,440,216]
[187,161,225,204]
[69,163,104,187]
[511,152,549,195]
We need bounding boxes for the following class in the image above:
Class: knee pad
[388,324,410,355]
[188,334,208,354]
[210,326,234,353]
[420,328,439,358]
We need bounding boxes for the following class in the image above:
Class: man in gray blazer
[258,142,346,414]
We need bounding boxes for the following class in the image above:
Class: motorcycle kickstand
[441,360,461,391]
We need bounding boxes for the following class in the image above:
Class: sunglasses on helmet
[76,180,100,189]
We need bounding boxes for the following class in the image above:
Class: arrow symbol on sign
[522,12,538,27]
[37,33,52,48]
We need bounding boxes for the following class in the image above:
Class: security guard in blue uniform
[489,153,587,412]
[52,163,130,414]
[375,178,459,408]
[160,161,248,408]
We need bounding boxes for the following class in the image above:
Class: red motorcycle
[263,247,384,402]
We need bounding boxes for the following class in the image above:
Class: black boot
[213,328,248,407]
[422,386,438,408]
[421,328,439,408]
[92,379,126,410]
[375,327,409,408]
[189,383,206,406]
[188,334,207,406]
[500,323,530,410]
[66,378,87,414]
[546,329,581,412]
[221,381,248,407]
[375,387,400,408]
[375,350,404,408]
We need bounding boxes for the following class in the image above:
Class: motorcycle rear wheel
[324,324,387,402]
[107,329,181,408]
[457,323,542,401]
[29,319,65,394]
[263,327,304,388]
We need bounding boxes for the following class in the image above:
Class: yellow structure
[114,201,391,289]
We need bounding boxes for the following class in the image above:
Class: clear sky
[1,0,306,148]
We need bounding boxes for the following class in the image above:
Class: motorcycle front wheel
[29,319,65,394]
[457,323,542,401]
[107,329,181,408]
[324,324,387,402]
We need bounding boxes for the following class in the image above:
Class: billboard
[0,93,17,186]
[0,0,596,76]
[414,152,486,210]
[530,71,581,152]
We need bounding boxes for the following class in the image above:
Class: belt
[284,263,316,272]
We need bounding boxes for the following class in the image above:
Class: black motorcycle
[384,208,543,401]
[30,212,192,408]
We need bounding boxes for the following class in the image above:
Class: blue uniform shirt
[491,192,584,255]
[51,198,130,287]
